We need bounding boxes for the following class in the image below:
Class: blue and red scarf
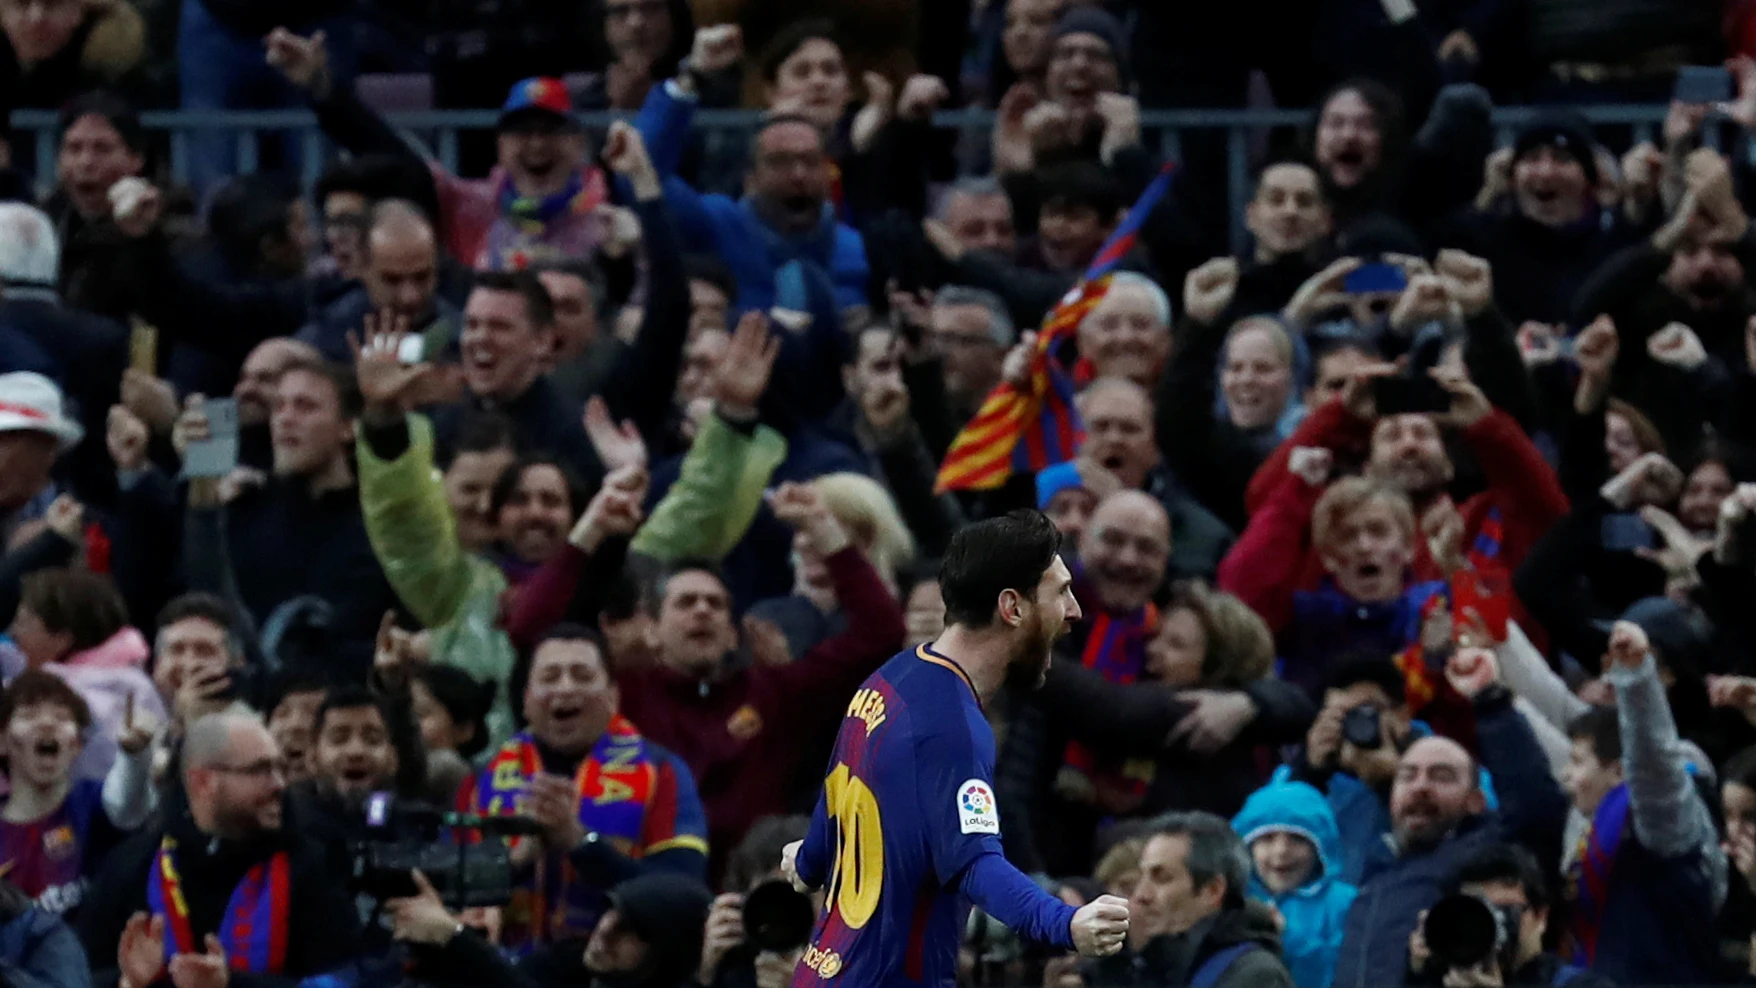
[468,715,658,948]
[1056,605,1159,813]
[486,167,609,270]
[1569,784,1633,965]
[145,836,291,973]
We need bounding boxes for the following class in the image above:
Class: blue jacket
[1331,693,1570,988]
[1232,779,1358,988]
[635,81,869,316]
[0,907,90,988]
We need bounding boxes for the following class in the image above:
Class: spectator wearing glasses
[77,710,363,988]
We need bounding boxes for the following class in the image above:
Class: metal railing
[8,104,1685,250]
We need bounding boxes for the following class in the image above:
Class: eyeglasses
[210,759,290,781]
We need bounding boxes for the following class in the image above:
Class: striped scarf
[1569,784,1632,965]
[1056,606,1159,813]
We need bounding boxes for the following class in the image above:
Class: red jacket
[1234,400,1569,633]
[616,547,905,869]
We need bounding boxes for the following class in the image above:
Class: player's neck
[2,776,72,824]
[927,628,1009,704]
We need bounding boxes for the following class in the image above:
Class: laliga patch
[958,779,1000,835]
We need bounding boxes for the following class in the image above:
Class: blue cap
[1036,461,1087,510]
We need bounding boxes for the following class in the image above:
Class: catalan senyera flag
[934,163,1177,493]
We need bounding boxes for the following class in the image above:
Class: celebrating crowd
[8,0,1756,986]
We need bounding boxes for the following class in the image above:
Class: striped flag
[934,163,1177,493]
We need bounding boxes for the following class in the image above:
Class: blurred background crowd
[7,0,1756,987]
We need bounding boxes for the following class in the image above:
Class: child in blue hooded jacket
[1233,774,1359,988]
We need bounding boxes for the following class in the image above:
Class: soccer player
[782,510,1130,987]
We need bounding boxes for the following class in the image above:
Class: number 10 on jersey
[823,763,884,929]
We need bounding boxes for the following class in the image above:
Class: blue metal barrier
[8,104,1680,251]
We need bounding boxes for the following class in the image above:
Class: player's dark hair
[1567,706,1622,765]
[1146,811,1250,908]
[938,511,1062,629]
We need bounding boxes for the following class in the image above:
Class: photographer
[696,816,815,988]
[388,870,713,988]
[458,626,708,953]
[1408,843,1612,988]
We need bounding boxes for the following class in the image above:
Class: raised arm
[1604,622,1721,863]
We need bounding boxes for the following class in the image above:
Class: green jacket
[632,411,788,562]
[357,414,517,747]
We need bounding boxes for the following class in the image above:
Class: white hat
[0,373,84,452]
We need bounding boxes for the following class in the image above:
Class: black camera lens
[742,880,816,953]
[1341,705,1382,749]
[1424,894,1504,970]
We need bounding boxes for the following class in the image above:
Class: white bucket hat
[0,372,84,452]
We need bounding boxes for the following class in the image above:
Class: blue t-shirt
[794,646,1061,988]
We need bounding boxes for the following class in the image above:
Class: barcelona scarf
[1569,783,1632,965]
[487,167,608,270]
[1056,607,1159,813]
[1394,509,1511,710]
[935,163,1177,493]
[145,836,292,973]
[469,716,657,949]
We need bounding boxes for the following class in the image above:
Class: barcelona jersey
[792,646,1014,988]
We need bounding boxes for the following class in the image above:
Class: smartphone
[1675,65,1733,105]
[1374,375,1451,415]
[184,397,239,479]
[1344,262,1408,295]
[1601,512,1657,553]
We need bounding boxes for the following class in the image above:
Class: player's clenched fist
[1070,894,1130,957]
[781,839,812,894]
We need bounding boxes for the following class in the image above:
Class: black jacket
[77,809,363,988]
[0,290,129,501]
[1081,904,1294,988]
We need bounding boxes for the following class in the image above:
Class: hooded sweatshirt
[1233,779,1359,988]
[0,629,165,784]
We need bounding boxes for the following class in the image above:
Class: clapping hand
[583,395,647,472]
[167,935,228,988]
[118,912,166,988]
[525,773,587,850]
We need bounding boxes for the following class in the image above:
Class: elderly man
[299,201,456,363]
[78,710,362,988]
[1331,649,1568,988]
[935,178,1019,260]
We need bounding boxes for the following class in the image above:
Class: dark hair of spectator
[20,569,130,655]
[442,410,518,470]
[527,257,605,311]
[758,18,840,85]
[1306,79,1408,210]
[755,112,830,146]
[537,622,608,655]
[683,254,738,303]
[275,357,365,420]
[1323,649,1407,703]
[489,454,587,523]
[263,668,329,720]
[313,154,443,228]
[58,91,145,153]
[1310,335,1382,368]
[725,814,811,893]
[1567,706,1622,765]
[588,0,695,82]
[0,670,93,734]
[1685,434,1756,486]
[1146,810,1250,908]
[315,685,428,797]
[1724,745,1756,791]
[938,510,1063,629]
[1037,161,1124,220]
[155,593,246,658]
[513,623,610,726]
[471,269,556,329]
[207,174,300,270]
[1450,842,1551,913]
[653,559,730,615]
[409,664,495,760]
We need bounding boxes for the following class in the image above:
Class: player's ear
[997,589,1025,628]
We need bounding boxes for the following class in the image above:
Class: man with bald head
[299,200,458,362]
[1076,377,1232,581]
[78,711,363,986]
[1331,663,1568,988]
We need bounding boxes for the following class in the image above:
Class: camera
[350,792,528,907]
[1341,705,1382,749]
[1423,894,1522,974]
[741,880,816,952]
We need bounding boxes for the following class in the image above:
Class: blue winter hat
[1036,461,1087,509]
